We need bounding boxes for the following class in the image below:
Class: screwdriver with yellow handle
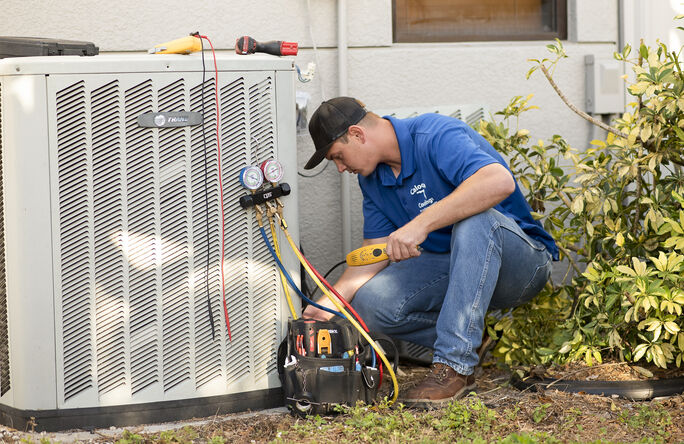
[149,35,202,54]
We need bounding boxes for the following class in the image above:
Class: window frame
[392,0,568,43]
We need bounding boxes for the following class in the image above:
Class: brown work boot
[400,363,476,409]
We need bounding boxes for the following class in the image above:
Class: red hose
[293,243,384,384]
[200,35,231,341]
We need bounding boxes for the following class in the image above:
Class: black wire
[199,35,216,341]
[297,160,329,178]
[299,244,310,299]
[309,259,346,299]
[324,260,347,280]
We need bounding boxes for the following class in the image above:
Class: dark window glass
[393,0,567,43]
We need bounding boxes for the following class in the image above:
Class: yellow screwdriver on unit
[149,34,202,54]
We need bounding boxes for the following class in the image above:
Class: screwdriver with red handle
[235,36,298,56]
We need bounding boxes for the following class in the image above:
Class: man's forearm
[302,239,388,320]
[416,163,515,232]
[386,163,515,261]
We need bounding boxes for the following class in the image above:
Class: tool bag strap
[365,332,399,374]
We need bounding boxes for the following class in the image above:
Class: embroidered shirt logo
[410,183,434,211]
[410,183,427,200]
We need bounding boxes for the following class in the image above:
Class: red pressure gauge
[260,159,284,183]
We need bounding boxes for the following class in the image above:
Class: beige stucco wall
[0,0,391,50]
[3,0,677,285]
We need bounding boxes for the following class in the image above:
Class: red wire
[293,242,384,383]
[200,35,231,341]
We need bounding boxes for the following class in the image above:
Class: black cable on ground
[511,375,684,401]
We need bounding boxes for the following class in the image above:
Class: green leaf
[571,196,584,214]
[537,347,556,356]
[582,264,600,281]
[674,125,684,141]
[616,265,636,276]
[586,222,595,237]
[633,343,649,361]
[653,325,662,341]
[664,321,680,334]
[606,293,619,310]
[633,366,654,378]
[629,82,650,95]
[640,125,652,142]
[632,257,647,276]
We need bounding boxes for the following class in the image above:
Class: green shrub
[480,38,684,370]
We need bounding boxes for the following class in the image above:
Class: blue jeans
[350,209,552,376]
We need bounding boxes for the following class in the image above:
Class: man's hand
[386,220,427,262]
[302,303,334,321]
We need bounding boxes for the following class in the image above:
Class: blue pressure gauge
[239,165,264,190]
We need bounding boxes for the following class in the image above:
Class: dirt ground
[5,357,684,443]
[213,361,684,443]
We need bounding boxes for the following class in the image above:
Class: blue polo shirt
[358,114,559,260]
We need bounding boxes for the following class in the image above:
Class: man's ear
[347,125,366,143]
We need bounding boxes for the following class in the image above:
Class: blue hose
[260,225,376,367]
[259,226,344,318]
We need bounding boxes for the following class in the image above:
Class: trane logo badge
[138,111,203,128]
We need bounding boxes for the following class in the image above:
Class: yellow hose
[269,215,298,320]
[276,219,399,404]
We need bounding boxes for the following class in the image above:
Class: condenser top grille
[0,54,293,76]
[375,104,489,128]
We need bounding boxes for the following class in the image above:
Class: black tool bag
[277,318,396,417]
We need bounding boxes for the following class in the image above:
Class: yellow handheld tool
[149,35,202,54]
[317,329,332,355]
[346,243,388,266]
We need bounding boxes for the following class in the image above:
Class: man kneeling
[302,97,558,408]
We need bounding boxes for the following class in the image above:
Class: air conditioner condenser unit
[0,53,300,431]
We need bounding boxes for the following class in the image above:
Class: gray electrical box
[585,54,624,114]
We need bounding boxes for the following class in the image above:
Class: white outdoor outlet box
[585,54,625,114]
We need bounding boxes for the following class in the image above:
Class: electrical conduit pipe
[338,0,352,256]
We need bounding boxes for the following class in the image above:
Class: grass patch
[11,366,684,444]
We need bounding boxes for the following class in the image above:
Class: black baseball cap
[304,97,367,169]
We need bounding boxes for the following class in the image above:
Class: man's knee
[450,209,499,244]
[350,284,374,319]
[351,277,399,331]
